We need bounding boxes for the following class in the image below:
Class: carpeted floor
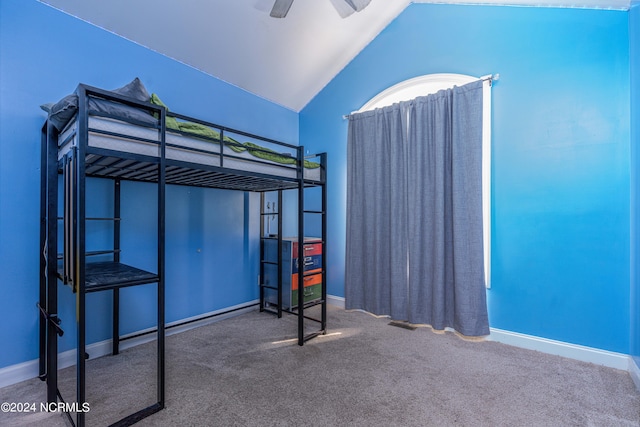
[1,306,639,426]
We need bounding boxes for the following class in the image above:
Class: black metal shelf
[82,261,159,293]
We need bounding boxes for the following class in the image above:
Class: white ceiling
[40,0,635,112]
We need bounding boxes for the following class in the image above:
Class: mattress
[57,115,322,183]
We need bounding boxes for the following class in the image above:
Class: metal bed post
[113,179,121,356]
[219,129,225,168]
[158,105,167,410]
[76,86,89,427]
[38,124,48,382]
[259,192,266,313]
[297,147,305,346]
[320,153,327,333]
[44,121,61,404]
[277,190,283,318]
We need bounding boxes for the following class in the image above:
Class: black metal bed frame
[38,84,327,426]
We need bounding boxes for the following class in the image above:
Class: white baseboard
[629,356,640,391]
[0,301,258,389]
[327,294,345,308]
[0,360,41,390]
[488,328,630,371]
[334,304,632,372]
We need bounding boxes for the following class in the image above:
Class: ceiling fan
[270,0,372,18]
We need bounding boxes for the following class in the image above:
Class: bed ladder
[258,151,327,345]
[296,151,328,345]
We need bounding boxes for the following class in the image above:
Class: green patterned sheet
[150,94,319,169]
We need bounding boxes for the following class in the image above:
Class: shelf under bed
[57,261,159,293]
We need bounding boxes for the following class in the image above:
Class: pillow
[88,77,155,125]
[39,103,54,113]
[41,93,78,131]
[42,78,154,131]
[88,98,156,126]
[111,77,150,103]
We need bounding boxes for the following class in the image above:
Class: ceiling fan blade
[343,0,372,12]
[330,0,356,18]
[270,0,294,18]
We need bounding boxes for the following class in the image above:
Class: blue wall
[300,4,631,353]
[0,0,298,369]
[631,4,640,365]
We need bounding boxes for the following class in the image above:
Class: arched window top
[358,73,488,113]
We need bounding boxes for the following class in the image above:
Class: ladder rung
[302,315,322,323]
[304,299,325,309]
[292,299,326,311]
[302,330,325,343]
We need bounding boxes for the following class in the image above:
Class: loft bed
[38,79,327,427]
[50,81,323,191]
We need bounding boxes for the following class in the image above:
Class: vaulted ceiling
[40,0,635,111]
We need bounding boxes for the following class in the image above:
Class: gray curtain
[345,80,489,336]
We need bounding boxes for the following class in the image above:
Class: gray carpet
[1,306,639,426]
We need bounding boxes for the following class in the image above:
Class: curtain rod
[342,73,499,120]
[481,73,500,85]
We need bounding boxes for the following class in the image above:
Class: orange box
[291,271,322,291]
